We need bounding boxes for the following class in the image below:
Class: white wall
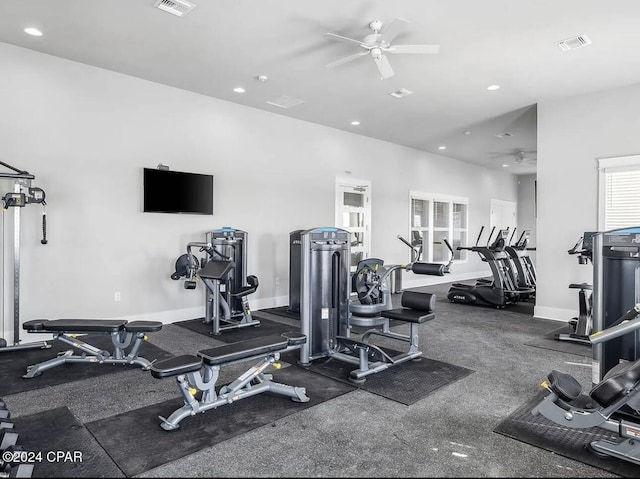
[536,82,640,321]
[0,42,519,342]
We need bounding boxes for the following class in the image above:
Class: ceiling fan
[492,150,537,166]
[323,18,440,80]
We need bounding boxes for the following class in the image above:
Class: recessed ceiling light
[464,131,471,136]
[438,146,447,150]
[502,164,510,168]
[24,27,43,37]
[350,120,361,126]
[257,75,268,82]
[487,85,501,91]
[233,87,245,93]
[556,35,592,52]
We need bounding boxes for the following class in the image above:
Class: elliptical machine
[554,232,596,345]
[447,226,532,308]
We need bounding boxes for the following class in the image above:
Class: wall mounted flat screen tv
[143,168,213,215]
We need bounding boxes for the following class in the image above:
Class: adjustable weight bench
[22,319,163,378]
[150,331,310,430]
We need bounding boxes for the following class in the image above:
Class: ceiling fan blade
[326,51,368,68]
[373,54,394,80]
[323,32,367,47]
[387,44,440,54]
[378,18,409,46]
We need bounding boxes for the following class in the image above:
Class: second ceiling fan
[324,18,440,80]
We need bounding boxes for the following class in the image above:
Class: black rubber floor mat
[173,316,294,343]
[0,336,173,396]
[524,325,592,357]
[281,349,474,406]
[85,366,355,477]
[494,392,640,477]
[258,306,300,321]
[11,406,124,478]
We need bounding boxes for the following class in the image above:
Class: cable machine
[0,160,50,352]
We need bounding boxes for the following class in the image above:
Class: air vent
[153,0,196,17]
[388,88,414,99]
[266,95,305,109]
[556,35,592,51]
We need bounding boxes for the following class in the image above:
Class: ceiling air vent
[495,132,513,139]
[388,88,414,99]
[266,95,305,109]
[153,0,196,17]
[556,34,592,51]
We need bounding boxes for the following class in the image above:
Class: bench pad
[380,309,435,323]
[199,335,289,366]
[150,355,202,379]
[23,319,127,333]
[124,320,163,333]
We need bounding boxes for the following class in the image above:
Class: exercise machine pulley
[0,159,51,352]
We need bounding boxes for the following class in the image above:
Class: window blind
[604,168,640,230]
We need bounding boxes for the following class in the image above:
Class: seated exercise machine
[532,303,640,464]
[554,232,596,345]
[447,226,534,308]
[0,160,51,354]
[150,331,309,430]
[21,319,163,378]
[349,238,453,327]
[297,227,448,383]
[171,228,260,335]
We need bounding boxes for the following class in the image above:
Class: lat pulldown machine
[0,160,50,353]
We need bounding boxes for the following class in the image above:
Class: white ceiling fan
[324,18,440,80]
[492,150,537,166]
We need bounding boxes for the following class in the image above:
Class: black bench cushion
[198,335,289,366]
[150,355,202,379]
[198,260,235,280]
[590,360,640,407]
[23,319,127,333]
[380,309,435,323]
[124,320,163,333]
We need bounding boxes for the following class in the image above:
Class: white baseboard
[400,270,489,290]
[534,306,574,323]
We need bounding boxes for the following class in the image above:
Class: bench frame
[152,334,309,431]
[22,319,162,378]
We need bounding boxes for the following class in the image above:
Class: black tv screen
[143,168,213,215]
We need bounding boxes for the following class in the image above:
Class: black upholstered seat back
[590,360,640,407]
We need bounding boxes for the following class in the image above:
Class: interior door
[335,180,371,271]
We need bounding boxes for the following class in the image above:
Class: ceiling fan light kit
[324,18,440,80]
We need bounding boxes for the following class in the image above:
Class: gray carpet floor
[3,280,625,478]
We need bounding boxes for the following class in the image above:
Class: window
[409,192,468,263]
[598,155,640,230]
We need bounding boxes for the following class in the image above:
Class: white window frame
[597,154,640,231]
[408,191,469,263]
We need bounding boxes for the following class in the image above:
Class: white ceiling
[2,1,640,176]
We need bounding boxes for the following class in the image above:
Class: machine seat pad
[281,331,307,346]
[547,369,582,402]
[150,355,202,379]
[198,260,235,280]
[124,321,163,333]
[590,360,640,407]
[25,319,127,333]
[22,320,48,331]
[380,309,435,323]
[199,336,289,366]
